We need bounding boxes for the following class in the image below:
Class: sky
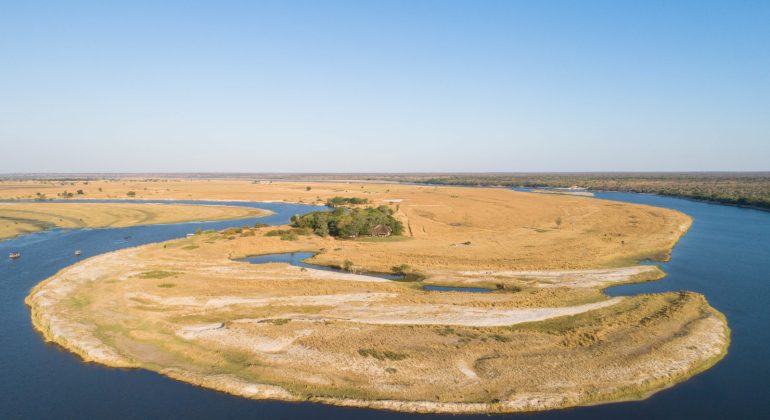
[1,0,768,173]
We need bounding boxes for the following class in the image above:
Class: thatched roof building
[369,224,392,237]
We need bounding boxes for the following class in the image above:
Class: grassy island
[24,181,729,414]
[0,202,270,241]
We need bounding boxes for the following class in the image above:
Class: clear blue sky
[1,0,768,173]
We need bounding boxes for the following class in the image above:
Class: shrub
[357,348,407,361]
[265,229,299,241]
[223,227,243,235]
[391,264,425,281]
[391,264,411,275]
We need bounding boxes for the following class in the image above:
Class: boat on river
[74,250,82,256]
[9,252,21,259]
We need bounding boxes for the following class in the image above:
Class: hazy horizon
[2,0,769,172]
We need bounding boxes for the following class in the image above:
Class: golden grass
[0,202,269,240]
[1,179,689,269]
[1,178,687,271]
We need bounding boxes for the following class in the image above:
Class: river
[0,194,768,419]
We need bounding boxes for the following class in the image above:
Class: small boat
[9,252,21,259]
[74,250,82,256]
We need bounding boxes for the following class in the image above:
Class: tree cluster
[325,196,369,207]
[291,206,403,238]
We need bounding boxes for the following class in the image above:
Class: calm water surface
[0,195,768,419]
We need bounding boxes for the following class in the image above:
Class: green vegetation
[357,348,408,361]
[260,318,292,325]
[265,229,298,241]
[291,206,403,238]
[126,191,136,197]
[390,264,426,281]
[325,196,369,207]
[137,270,177,279]
[264,227,311,241]
[391,264,411,275]
[157,283,176,288]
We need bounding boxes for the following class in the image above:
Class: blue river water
[0,194,768,419]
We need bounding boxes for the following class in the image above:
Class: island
[25,181,729,414]
[0,202,270,241]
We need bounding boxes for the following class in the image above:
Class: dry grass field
[0,202,269,240]
[23,180,729,413]
[0,178,692,268]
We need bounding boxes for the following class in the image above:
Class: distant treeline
[387,174,770,210]
[291,206,403,238]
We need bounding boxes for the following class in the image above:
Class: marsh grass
[259,318,291,325]
[137,270,178,279]
[357,348,408,361]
